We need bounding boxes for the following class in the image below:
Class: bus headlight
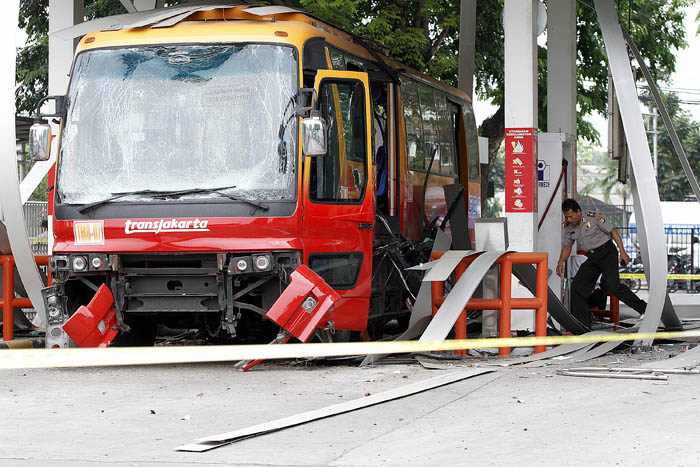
[236,259,249,272]
[253,254,272,271]
[72,256,88,271]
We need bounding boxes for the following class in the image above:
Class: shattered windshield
[58,44,298,205]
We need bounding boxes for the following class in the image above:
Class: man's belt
[588,240,614,254]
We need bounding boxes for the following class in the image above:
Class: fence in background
[23,201,48,255]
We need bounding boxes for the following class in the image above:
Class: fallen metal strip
[519,344,596,368]
[362,229,451,366]
[564,340,623,363]
[243,5,300,16]
[0,0,46,328]
[622,29,700,203]
[595,0,672,345]
[19,158,55,205]
[360,315,431,366]
[523,329,641,368]
[422,250,479,282]
[119,6,208,29]
[493,331,606,366]
[51,12,151,38]
[408,228,451,329]
[152,6,227,28]
[419,251,504,343]
[557,368,667,381]
[573,367,699,375]
[406,259,440,271]
[511,263,589,334]
[176,369,494,452]
[642,345,700,369]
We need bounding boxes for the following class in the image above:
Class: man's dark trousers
[571,241,647,327]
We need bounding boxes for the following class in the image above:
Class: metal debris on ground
[176,369,494,452]
[556,366,700,381]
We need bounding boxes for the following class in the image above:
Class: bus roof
[69,3,471,104]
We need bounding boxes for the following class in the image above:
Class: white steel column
[504,0,538,332]
[47,0,83,271]
[49,0,83,97]
[546,0,576,135]
[458,0,476,98]
[542,0,577,308]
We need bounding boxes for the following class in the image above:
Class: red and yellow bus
[32,5,481,347]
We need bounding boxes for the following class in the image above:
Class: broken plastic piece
[266,265,340,342]
[62,284,119,348]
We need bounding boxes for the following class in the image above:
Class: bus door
[302,70,375,331]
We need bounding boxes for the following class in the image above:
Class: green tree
[649,93,700,200]
[301,0,690,211]
[16,0,186,114]
[485,142,504,217]
[17,0,693,204]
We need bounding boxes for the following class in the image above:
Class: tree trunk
[479,104,505,216]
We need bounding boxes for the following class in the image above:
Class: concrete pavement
[1,348,699,466]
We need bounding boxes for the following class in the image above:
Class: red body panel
[266,265,340,342]
[52,215,303,253]
[62,284,119,348]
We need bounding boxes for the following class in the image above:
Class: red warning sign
[505,128,538,213]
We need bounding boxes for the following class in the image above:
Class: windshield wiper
[154,186,270,215]
[76,185,269,215]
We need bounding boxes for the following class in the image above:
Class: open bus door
[302,70,375,331]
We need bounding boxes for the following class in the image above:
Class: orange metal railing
[1,255,51,342]
[430,251,548,357]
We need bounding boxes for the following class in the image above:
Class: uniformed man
[556,198,646,327]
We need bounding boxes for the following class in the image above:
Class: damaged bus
[30,5,482,348]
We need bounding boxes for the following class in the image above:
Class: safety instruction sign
[505,128,538,212]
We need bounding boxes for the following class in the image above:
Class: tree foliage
[16,0,186,114]
[653,93,700,200]
[577,91,700,202]
[16,0,694,202]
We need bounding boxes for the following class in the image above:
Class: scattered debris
[554,366,699,381]
[176,369,494,452]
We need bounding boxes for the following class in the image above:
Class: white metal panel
[243,6,300,16]
[594,0,676,345]
[0,0,46,325]
[418,251,504,343]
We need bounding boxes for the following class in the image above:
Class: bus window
[463,103,480,182]
[400,79,424,171]
[311,79,367,203]
[436,93,456,176]
[417,84,439,172]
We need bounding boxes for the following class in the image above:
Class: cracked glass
[58,44,298,205]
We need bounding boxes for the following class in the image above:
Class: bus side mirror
[301,111,326,157]
[29,123,52,162]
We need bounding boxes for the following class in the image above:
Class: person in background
[38,219,48,239]
[556,198,646,327]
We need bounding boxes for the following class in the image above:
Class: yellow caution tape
[619,273,700,280]
[0,329,698,370]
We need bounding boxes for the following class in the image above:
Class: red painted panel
[62,284,119,348]
[266,265,340,342]
[52,215,303,253]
